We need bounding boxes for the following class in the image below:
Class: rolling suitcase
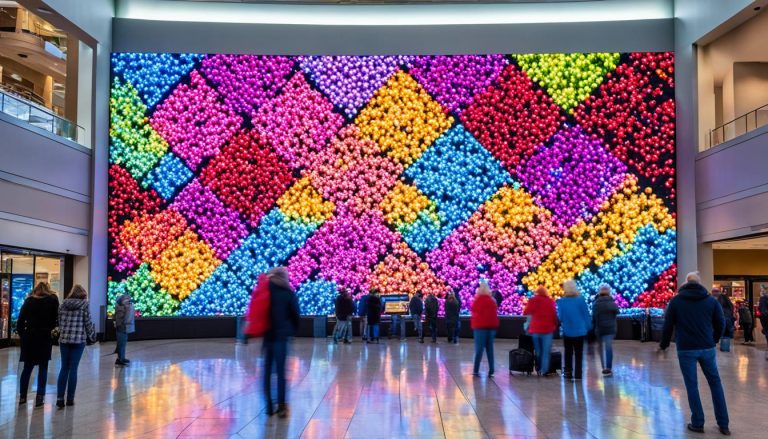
[509,349,534,375]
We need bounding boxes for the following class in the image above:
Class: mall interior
[0,0,768,438]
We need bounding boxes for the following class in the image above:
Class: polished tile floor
[0,336,766,439]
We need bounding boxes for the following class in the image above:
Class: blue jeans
[116,330,128,361]
[369,324,380,339]
[531,333,553,374]
[263,339,289,405]
[473,329,496,374]
[391,315,405,339]
[677,348,729,428]
[412,315,423,339]
[57,343,86,402]
[333,320,351,342]
[599,334,614,370]
[19,361,49,398]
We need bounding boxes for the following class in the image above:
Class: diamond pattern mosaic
[109,52,676,316]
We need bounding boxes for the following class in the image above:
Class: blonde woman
[56,285,96,409]
[556,280,591,380]
[16,282,59,407]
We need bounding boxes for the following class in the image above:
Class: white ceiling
[712,235,768,250]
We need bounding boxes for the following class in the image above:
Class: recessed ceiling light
[17,53,28,58]
[10,73,22,81]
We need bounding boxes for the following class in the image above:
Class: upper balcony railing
[706,103,768,150]
[0,88,85,146]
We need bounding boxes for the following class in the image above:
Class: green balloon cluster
[516,53,620,113]
[109,78,168,182]
[108,263,180,317]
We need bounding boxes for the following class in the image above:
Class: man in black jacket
[333,289,354,344]
[760,285,768,358]
[409,292,425,343]
[424,292,439,343]
[660,272,729,436]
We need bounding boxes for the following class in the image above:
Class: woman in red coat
[523,286,559,376]
[471,283,500,376]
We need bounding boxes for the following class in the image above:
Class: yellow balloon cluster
[150,230,222,299]
[356,71,453,166]
[380,181,434,227]
[277,177,335,224]
[522,175,675,295]
[483,186,541,229]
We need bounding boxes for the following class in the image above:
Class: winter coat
[738,306,753,326]
[17,294,59,363]
[470,295,499,330]
[265,280,300,341]
[408,296,424,316]
[335,295,354,321]
[592,295,620,336]
[114,294,136,333]
[760,295,768,335]
[58,298,96,345]
[444,298,460,324]
[524,295,558,334]
[424,295,439,320]
[660,282,725,351]
[556,296,592,337]
[716,295,735,338]
[366,295,382,324]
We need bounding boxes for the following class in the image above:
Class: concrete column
[697,242,714,289]
[43,75,53,109]
[64,38,79,123]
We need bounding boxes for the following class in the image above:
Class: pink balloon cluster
[171,179,248,260]
[199,55,295,118]
[518,125,628,228]
[252,73,344,170]
[409,55,508,115]
[150,70,243,171]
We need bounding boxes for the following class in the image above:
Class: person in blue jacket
[556,280,592,380]
[660,272,729,436]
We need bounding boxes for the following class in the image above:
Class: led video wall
[108,53,676,317]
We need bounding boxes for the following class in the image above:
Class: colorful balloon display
[108,52,676,317]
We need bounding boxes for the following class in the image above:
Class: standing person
[56,285,96,409]
[455,291,463,342]
[409,292,424,343]
[114,292,135,366]
[445,293,460,344]
[523,286,558,377]
[760,286,768,358]
[471,283,499,377]
[16,282,59,407]
[592,284,620,376]
[366,290,382,344]
[737,301,754,345]
[711,288,734,352]
[556,280,591,380]
[358,292,369,342]
[660,272,730,436]
[492,290,503,309]
[424,292,439,343]
[332,289,354,344]
[263,267,300,418]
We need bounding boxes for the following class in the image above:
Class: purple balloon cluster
[150,71,243,171]
[518,125,628,228]
[409,55,508,115]
[170,179,248,260]
[287,210,399,294]
[199,55,295,118]
[300,55,413,118]
[252,73,344,170]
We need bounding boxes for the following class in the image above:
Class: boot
[277,403,289,418]
[34,395,44,408]
[56,399,65,409]
[18,395,26,405]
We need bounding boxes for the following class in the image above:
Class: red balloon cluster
[200,130,294,228]
[574,52,676,208]
[108,164,162,260]
[112,210,188,274]
[633,263,677,308]
[461,64,564,177]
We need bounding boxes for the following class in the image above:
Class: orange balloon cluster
[276,177,335,224]
[523,175,675,295]
[356,71,453,166]
[367,242,449,297]
[150,230,222,299]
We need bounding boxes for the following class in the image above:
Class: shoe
[115,360,128,366]
[563,373,573,380]
[719,426,731,436]
[603,369,613,376]
[472,372,480,377]
[35,396,44,408]
[277,403,289,418]
[344,340,351,344]
[687,424,704,433]
[419,339,424,343]
[489,372,495,377]
[123,359,130,364]
[66,400,74,407]
[18,396,26,405]
[56,399,65,409]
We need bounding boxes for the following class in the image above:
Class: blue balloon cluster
[142,153,193,200]
[576,224,676,305]
[180,208,320,316]
[296,280,337,315]
[404,124,512,250]
[398,210,444,253]
[111,53,203,108]
[619,307,664,317]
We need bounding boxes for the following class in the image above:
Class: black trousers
[427,318,437,341]
[563,336,585,379]
[742,323,754,342]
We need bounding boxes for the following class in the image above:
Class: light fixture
[17,53,28,58]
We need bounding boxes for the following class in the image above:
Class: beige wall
[733,62,768,117]
[714,249,768,275]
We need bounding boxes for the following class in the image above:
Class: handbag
[50,327,60,344]
[85,322,97,346]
